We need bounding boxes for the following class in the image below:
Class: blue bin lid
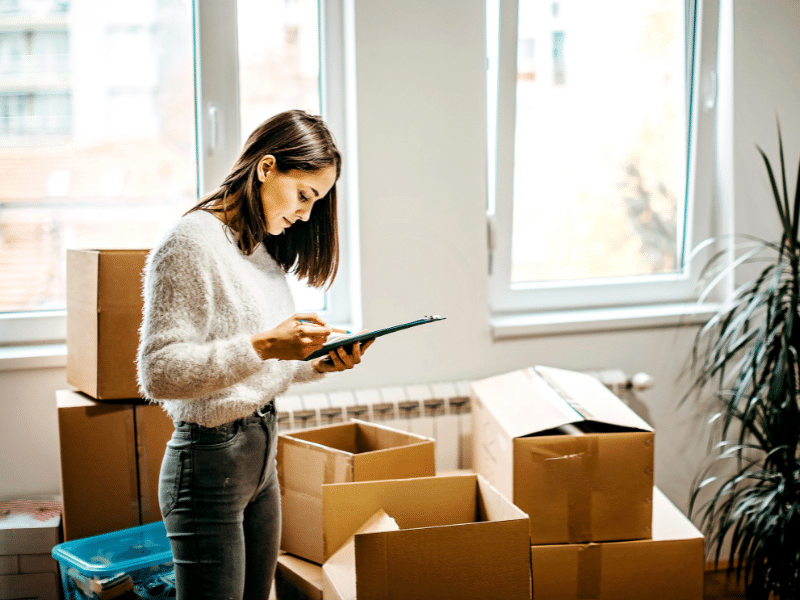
[52,521,172,576]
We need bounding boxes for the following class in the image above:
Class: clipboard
[303,315,446,361]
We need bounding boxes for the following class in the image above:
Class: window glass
[238,0,325,311]
[510,0,686,285]
[0,0,195,313]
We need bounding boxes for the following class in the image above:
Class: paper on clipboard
[303,315,446,361]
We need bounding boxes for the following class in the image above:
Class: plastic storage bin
[52,521,174,599]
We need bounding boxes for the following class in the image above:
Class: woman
[137,110,369,600]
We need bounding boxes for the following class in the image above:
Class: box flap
[352,419,432,451]
[322,510,399,600]
[534,366,653,432]
[322,474,476,561]
[278,435,354,496]
[475,474,529,525]
[472,369,583,438]
[355,518,531,600]
[280,488,326,564]
[285,422,358,453]
[472,367,652,438]
[351,440,435,482]
[277,553,324,600]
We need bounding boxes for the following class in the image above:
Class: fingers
[293,313,326,327]
[326,341,366,371]
[297,324,332,342]
[335,345,355,369]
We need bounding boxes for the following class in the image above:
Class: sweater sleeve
[136,233,263,401]
[292,360,326,384]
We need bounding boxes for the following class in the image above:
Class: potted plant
[685,123,800,599]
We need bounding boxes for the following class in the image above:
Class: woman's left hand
[312,336,374,373]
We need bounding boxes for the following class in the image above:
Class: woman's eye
[299,192,309,202]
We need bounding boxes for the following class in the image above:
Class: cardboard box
[530,487,704,599]
[472,365,654,544]
[135,402,177,524]
[0,502,61,599]
[278,419,436,564]
[56,390,174,541]
[322,510,399,600]
[66,248,149,400]
[275,554,324,600]
[0,572,59,600]
[322,473,532,599]
[0,508,60,556]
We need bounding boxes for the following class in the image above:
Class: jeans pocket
[159,447,185,519]
[193,422,243,449]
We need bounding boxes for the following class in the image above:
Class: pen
[299,319,350,334]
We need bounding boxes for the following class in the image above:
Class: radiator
[275,369,651,473]
[276,380,475,472]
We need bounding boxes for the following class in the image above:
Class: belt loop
[256,402,274,417]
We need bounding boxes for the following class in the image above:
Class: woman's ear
[257,155,276,182]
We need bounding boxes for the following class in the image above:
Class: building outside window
[488,0,718,319]
[1,0,338,342]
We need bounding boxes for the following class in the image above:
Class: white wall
[2,0,799,521]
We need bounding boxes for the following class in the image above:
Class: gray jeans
[159,404,280,600]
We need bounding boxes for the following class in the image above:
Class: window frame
[487,0,723,319]
[2,0,354,347]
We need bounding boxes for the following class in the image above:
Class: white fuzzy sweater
[136,210,324,427]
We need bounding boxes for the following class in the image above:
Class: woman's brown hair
[189,110,341,289]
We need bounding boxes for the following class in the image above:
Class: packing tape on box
[532,435,600,543]
[577,543,602,599]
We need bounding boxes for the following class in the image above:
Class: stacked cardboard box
[0,504,61,600]
[275,421,533,600]
[59,249,174,542]
[55,390,174,541]
[472,366,705,600]
[66,249,149,401]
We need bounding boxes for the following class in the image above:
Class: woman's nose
[297,206,312,221]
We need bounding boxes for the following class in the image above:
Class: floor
[268,569,749,599]
[704,570,748,599]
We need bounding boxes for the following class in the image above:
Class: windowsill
[490,302,719,339]
[0,307,715,370]
[0,343,66,371]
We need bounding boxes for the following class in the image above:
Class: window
[488,0,720,320]
[1,0,352,346]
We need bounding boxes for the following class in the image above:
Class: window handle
[487,212,498,253]
[487,212,498,275]
[703,71,717,112]
[208,105,219,154]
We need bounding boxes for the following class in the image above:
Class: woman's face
[257,155,337,235]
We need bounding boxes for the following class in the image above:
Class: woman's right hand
[250,313,342,361]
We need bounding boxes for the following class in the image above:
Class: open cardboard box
[66,249,149,400]
[472,365,654,544]
[530,487,705,599]
[278,419,436,564]
[321,473,532,600]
